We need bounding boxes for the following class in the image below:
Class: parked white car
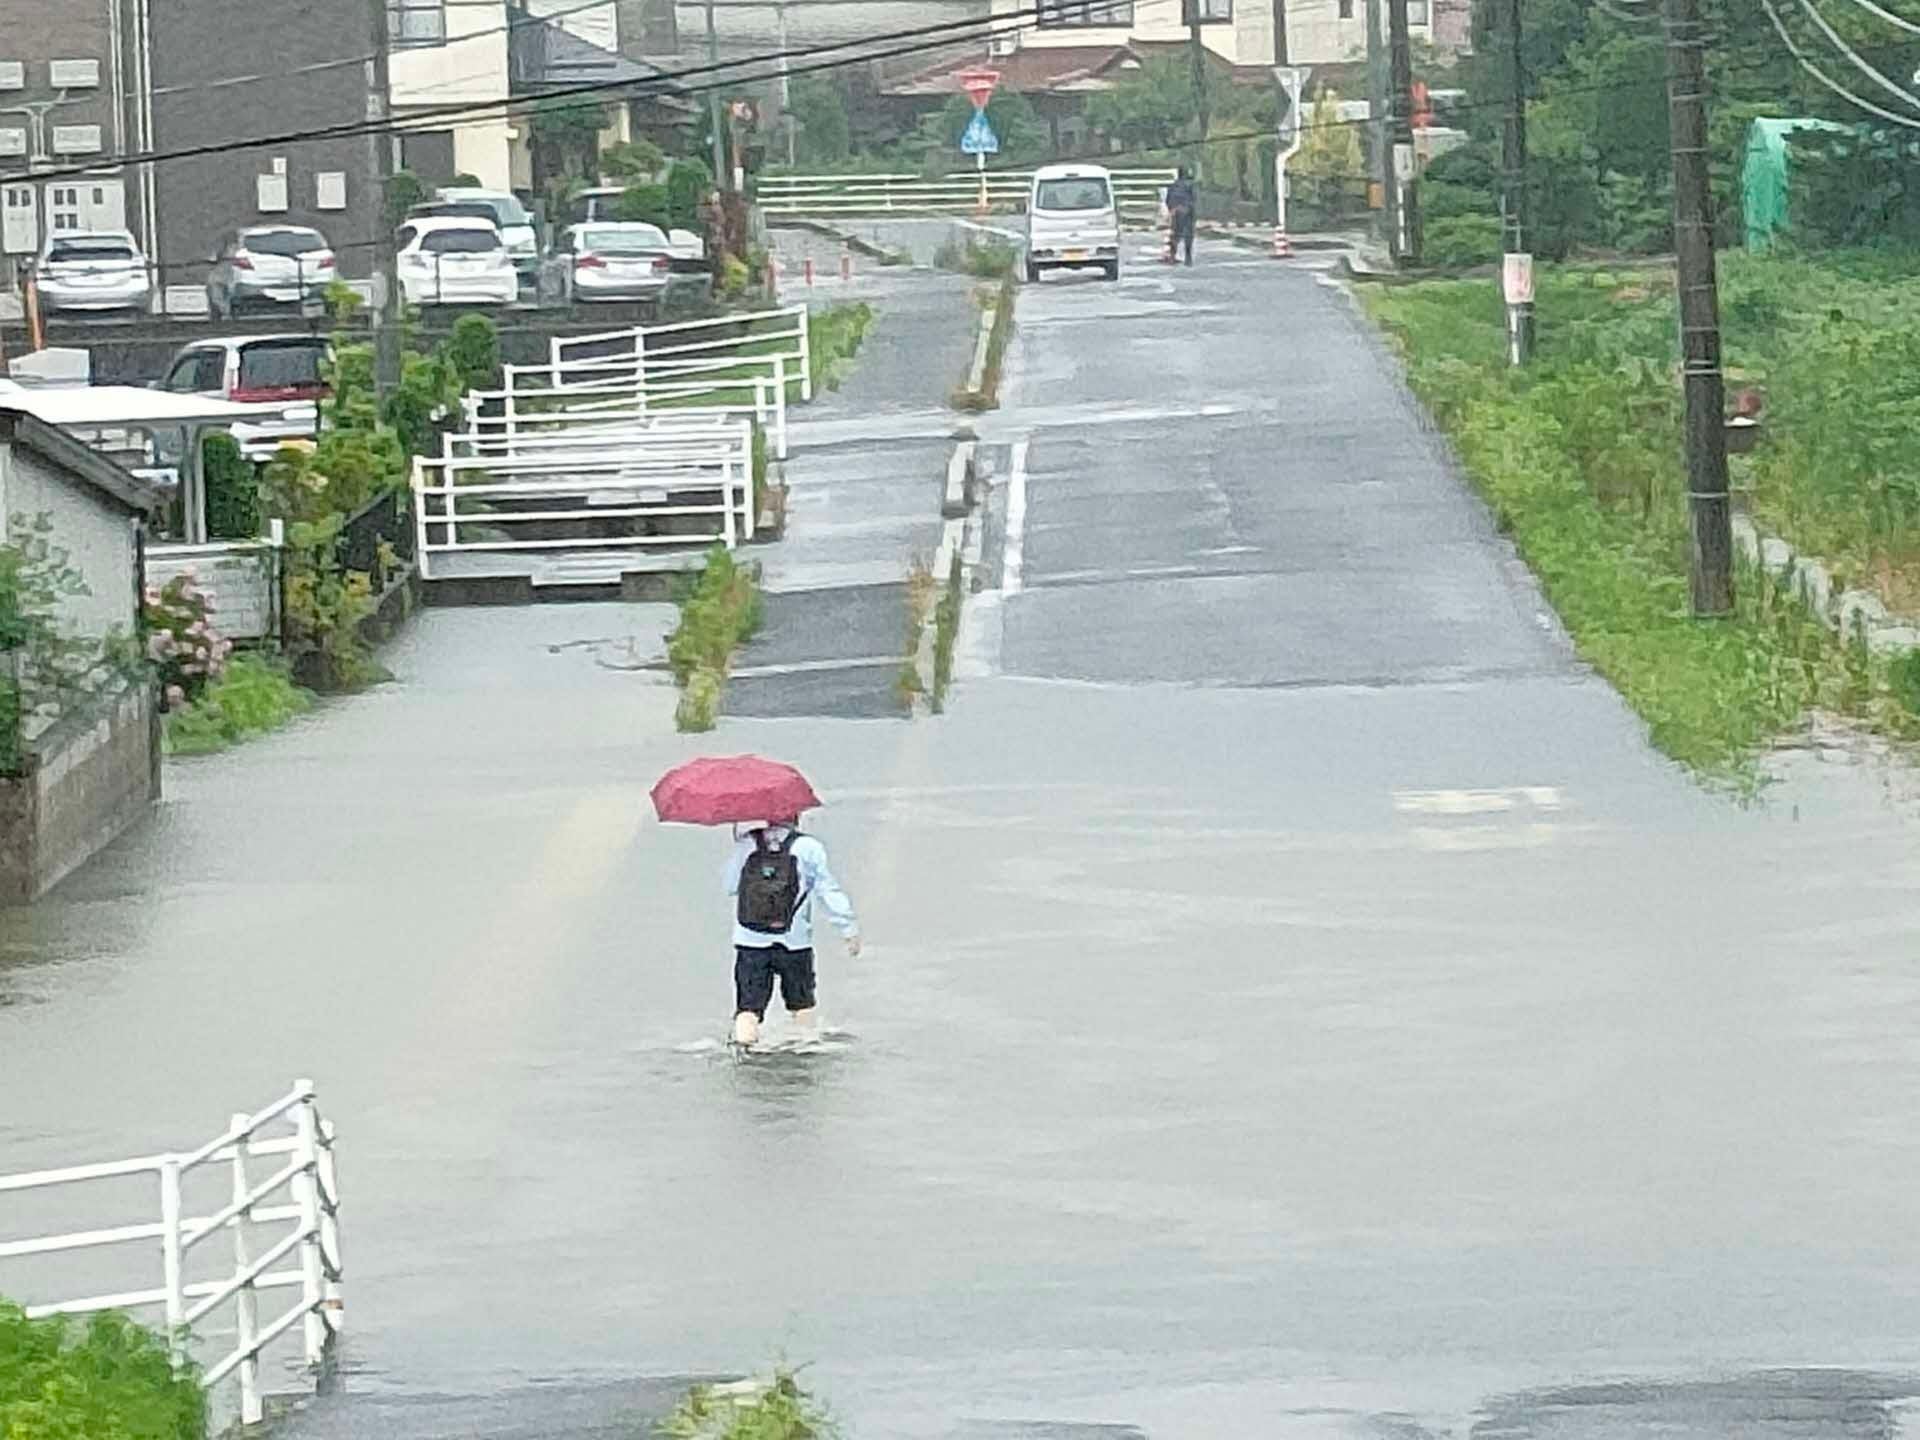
[547,223,675,304]
[206,225,336,318]
[155,334,329,459]
[428,187,540,283]
[1026,164,1121,283]
[30,230,153,315]
[395,218,518,307]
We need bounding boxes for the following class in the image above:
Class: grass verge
[163,655,315,756]
[668,545,762,732]
[806,300,874,394]
[934,234,1019,280]
[951,274,1015,413]
[1362,266,1918,782]
[930,546,963,713]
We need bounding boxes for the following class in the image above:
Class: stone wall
[0,682,158,904]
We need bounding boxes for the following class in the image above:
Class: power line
[1838,0,1920,36]
[13,4,1061,188]
[1757,0,1920,127]
[1785,0,1920,114]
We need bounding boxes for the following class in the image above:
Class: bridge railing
[412,422,756,577]
[543,304,811,402]
[758,168,1176,220]
[0,1080,344,1428]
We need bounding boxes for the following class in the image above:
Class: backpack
[737,829,805,934]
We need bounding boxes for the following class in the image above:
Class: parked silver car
[206,225,337,318]
[30,230,152,315]
[545,223,675,304]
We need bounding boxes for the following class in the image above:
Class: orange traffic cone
[1271,225,1292,258]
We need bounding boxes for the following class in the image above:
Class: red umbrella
[651,755,822,826]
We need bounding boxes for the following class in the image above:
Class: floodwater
[4,236,1920,1439]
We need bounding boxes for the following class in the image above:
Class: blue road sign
[960,110,999,156]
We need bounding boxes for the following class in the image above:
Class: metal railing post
[316,1119,344,1339]
[159,1157,185,1359]
[796,308,813,402]
[228,1112,263,1425]
[772,357,789,460]
[411,457,434,581]
[635,326,648,391]
[722,455,737,550]
[292,1085,327,1369]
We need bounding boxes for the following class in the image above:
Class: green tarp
[1743,116,1850,249]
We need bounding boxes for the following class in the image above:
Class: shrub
[1421,214,1502,269]
[163,654,314,755]
[202,432,260,540]
[667,546,760,732]
[805,302,873,393]
[617,183,673,227]
[0,1301,207,1440]
[661,1371,833,1440]
[143,574,232,712]
[1890,648,1920,716]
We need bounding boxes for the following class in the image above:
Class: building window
[0,61,24,91]
[1194,0,1231,19]
[1038,0,1134,26]
[50,125,102,155]
[388,0,447,46]
[49,58,101,88]
[1408,0,1429,19]
[1338,0,1354,16]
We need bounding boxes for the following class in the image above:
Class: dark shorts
[735,944,816,1018]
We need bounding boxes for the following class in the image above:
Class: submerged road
[4,232,1920,1440]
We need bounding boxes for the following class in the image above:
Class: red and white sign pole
[957,67,1000,215]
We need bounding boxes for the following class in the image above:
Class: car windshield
[47,236,135,261]
[447,194,529,228]
[422,229,499,254]
[245,229,326,257]
[581,227,667,254]
[1034,177,1112,212]
[418,203,498,224]
[237,341,328,391]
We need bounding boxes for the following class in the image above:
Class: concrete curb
[966,308,995,393]
[1731,510,1920,657]
[909,438,982,713]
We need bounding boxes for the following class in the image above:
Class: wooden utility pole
[1500,0,1532,364]
[1386,0,1420,264]
[1271,0,1288,66]
[1186,0,1212,151]
[368,0,401,398]
[1664,0,1733,615]
[1366,0,1396,252]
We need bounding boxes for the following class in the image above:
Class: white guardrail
[412,420,756,577]
[544,303,811,403]
[758,168,1176,219]
[0,1081,343,1427]
[483,363,790,461]
[144,538,283,644]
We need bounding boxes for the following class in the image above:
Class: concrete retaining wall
[0,682,158,904]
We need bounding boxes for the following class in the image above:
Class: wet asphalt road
[5,234,1920,1439]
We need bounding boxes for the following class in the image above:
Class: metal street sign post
[1270,65,1308,257]
[957,69,1001,214]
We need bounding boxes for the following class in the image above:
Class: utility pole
[1664,0,1733,615]
[777,3,795,168]
[1185,0,1211,151]
[368,0,402,399]
[1366,0,1396,256]
[1500,0,1532,364]
[1272,0,1288,66]
[1386,0,1420,264]
[705,0,729,187]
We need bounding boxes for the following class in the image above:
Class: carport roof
[0,382,311,431]
[0,404,166,514]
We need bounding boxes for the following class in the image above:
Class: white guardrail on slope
[545,303,811,402]
[758,168,1176,219]
[0,1081,344,1427]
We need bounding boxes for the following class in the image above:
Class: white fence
[759,168,1176,220]
[145,538,282,644]
[545,304,811,403]
[472,367,790,461]
[412,420,756,578]
[0,1081,344,1427]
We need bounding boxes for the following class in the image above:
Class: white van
[1025,164,1122,283]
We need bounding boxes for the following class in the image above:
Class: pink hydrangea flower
[165,685,186,709]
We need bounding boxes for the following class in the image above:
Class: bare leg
[790,1007,817,1032]
[733,1011,761,1046]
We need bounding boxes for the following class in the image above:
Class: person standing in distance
[1166,166,1198,267]
[724,814,860,1047]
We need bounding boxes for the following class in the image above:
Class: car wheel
[1103,261,1121,282]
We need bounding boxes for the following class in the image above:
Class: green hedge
[0,1302,206,1440]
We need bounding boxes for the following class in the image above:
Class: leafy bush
[163,654,314,755]
[1421,214,1501,269]
[664,159,712,230]
[617,183,673,227]
[0,1301,207,1440]
[443,313,501,394]
[661,1372,833,1440]
[143,574,232,711]
[202,432,260,541]
[1890,648,1920,716]
[805,301,873,393]
[668,546,760,733]
[934,237,1017,280]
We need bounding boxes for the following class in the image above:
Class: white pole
[159,1158,185,1359]
[229,1113,263,1426]
[796,309,812,402]
[722,456,737,549]
[772,355,789,460]
[292,1090,327,1369]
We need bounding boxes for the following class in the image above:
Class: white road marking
[1003,438,1031,596]
[1393,787,1564,815]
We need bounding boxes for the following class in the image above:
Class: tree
[599,139,666,182]
[383,169,427,229]
[1293,92,1367,218]
[789,74,852,167]
[904,92,1046,168]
